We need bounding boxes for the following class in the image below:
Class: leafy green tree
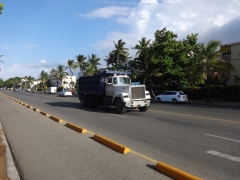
[0,78,4,87]
[76,54,87,75]
[85,62,96,76]
[108,39,130,66]
[67,59,78,88]
[56,65,68,87]
[39,71,49,91]
[133,37,151,57]
[0,2,4,14]
[87,54,101,72]
[198,40,236,102]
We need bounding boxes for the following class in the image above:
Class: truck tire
[80,95,87,107]
[115,98,127,114]
[138,106,148,112]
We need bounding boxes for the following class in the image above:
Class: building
[221,42,240,85]
[51,76,76,89]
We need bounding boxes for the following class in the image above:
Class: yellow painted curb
[49,116,63,123]
[65,122,87,133]
[26,105,33,108]
[40,111,49,116]
[33,108,40,112]
[156,162,203,180]
[93,134,130,154]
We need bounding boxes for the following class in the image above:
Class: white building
[51,76,76,89]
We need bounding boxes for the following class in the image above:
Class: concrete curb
[39,111,49,116]
[65,122,87,133]
[156,162,203,180]
[93,134,130,154]
[0,122,20,180]
[33,108,40,112]
[26,105,33,109]
[49,116,63,123]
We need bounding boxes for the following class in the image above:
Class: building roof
[220,42,240,47]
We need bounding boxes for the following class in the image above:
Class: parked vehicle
[58,90,72,97]
[155,91,188,103]
[14,88,20,92]
[47,87,57,94]
[26,88,31,92]
[78,70,151,114]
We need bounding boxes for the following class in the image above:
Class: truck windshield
[113,77,130,85]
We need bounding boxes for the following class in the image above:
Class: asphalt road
[1,89,240,180]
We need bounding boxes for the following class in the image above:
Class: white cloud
[0,61,60,81]
[23,44,38,49]
[91,0,240,65]
[40,59,47,64]
[76,6,131,18]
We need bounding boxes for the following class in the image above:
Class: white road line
[110,114,125,118]
[207,150,240,162]
[205,134,240,143]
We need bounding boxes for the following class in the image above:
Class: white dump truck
[78,70,151,114]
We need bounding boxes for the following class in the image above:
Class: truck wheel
[115,98,127,114]
[80,95,87,107]
[138,106,148,112]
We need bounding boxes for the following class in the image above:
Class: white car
[58,90,72,97]
[26,88,31,92]
[155,91,188,103]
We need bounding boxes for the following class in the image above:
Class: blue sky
[1,0,240,81]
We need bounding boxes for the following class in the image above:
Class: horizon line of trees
[1,27,238,101]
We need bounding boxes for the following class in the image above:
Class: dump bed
[78,70,131,95]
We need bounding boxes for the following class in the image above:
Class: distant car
[58,90,72,97]
[26,88,31,92]
[155,91,188,103]
[14,88,20,92]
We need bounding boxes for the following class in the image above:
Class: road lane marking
[207,150,240,162]
[150,109,240,124]
[110,114,125,118]
[205,134,240,143]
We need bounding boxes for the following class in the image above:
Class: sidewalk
[0,93,170,180]
[187,99,240,108]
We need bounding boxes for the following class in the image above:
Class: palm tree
[130,50,162,98]
[67,60,78,88]
[199,40,236,102]
[28,76,35,89]
[110,39,130,66]
[56,65,68,88]
[85,62,96,76]
[49,68,57,86]
[39,71,49,92]
[132,37,151,57]
[76,54,87,75]
[87,54,101,72]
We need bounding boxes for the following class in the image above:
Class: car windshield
[113,77,130,85]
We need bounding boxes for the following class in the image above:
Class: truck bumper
[125,100,150,108]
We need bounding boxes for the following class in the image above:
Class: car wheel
[172,98,177,104]
[156,97,161,102]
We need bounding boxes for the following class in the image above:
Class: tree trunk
[148,78,155,99]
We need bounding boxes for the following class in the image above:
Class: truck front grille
[131,86,145,99]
